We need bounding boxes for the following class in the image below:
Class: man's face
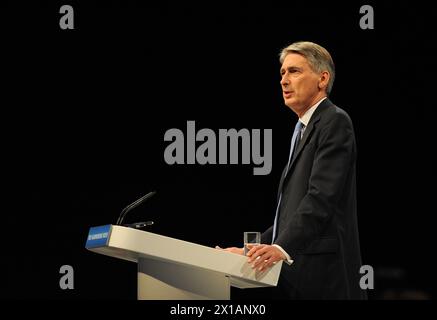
[280,53,325,115]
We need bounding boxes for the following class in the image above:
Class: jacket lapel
[289,116,318,167]
[279,99,333,192]
[276,164,288,202]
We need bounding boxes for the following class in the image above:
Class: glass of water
[244,231,261,256]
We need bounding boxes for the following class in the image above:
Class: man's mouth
[283,91,293,98]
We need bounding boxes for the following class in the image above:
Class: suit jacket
[261,98,366,299]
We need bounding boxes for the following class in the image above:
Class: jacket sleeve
[261,225,273,244]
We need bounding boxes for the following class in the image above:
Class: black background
[1,0,436,300]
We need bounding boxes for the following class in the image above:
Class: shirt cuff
[272,244,294,265]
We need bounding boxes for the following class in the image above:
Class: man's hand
[215,246,244,255]
[246,244,286,272]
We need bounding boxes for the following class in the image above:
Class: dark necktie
[271,121,303,243]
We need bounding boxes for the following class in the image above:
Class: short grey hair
[279,41,335,95]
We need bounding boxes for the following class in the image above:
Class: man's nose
[280,76,289,87]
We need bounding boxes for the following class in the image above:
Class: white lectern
[86,225,282,300]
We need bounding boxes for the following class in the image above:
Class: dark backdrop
[1,0,435,299]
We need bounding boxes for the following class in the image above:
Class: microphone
[123,221,154,229]
[116,191,156,226]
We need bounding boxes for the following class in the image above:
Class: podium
[86,225,282,300]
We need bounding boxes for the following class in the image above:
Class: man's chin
[284,100,296,109]
[284,101,301,115]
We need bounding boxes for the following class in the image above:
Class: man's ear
[318,71,330,91]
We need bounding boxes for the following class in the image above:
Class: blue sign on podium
[86,224,112,249]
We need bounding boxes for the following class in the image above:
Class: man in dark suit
[220,41,366,299]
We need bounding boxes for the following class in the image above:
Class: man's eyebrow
[280,66,303,74]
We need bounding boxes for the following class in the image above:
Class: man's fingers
[258,255,280,271]
[249,250,270,268]
[248,246,283,270]
[247,244,266,260]
[253,251,273,268]
[246,244,258,257]
[248,245,269,262]
[263,258,276,269]
[255,257,271,271]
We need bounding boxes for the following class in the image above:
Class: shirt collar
[299,97,327,127]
